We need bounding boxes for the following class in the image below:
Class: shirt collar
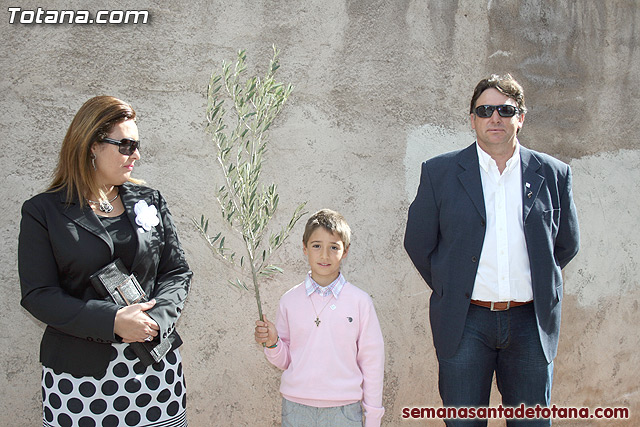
[476,141,521,175]
[305,272,346,299]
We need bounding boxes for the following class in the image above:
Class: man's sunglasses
[474,104,520,118]
[101,137,141,155]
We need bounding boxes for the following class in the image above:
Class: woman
[18,96,192,427]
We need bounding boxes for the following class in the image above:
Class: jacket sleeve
[404,161,440,288]
[19,198,119,342]
[555,166,580,269]
[145,191,192,341]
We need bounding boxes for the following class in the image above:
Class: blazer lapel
[60,192,114,255]
[521,147,544,223]
[458,143,486,221]
[119,184,152,273]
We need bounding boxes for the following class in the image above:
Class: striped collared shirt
[305,272,346,299]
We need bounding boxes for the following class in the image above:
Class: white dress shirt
[472,142,533,302]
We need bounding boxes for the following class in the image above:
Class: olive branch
[194,46,307,321]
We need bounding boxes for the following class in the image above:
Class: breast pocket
[543,208,560,236]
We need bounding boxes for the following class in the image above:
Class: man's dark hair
[470,74,527,115]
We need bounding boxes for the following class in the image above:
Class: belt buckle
[490,301,510,311]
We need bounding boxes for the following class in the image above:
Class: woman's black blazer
[18,182,192,376]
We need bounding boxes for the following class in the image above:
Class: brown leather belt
[470,300,533,311]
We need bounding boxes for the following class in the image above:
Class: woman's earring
[91,153,97,171]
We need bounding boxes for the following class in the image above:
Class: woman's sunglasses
[474,104,520,118]
[101,137,141,155]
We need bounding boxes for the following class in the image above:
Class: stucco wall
[1,1,638,425]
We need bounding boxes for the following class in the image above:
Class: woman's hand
[114,299,160,343]
[254,315,278,348]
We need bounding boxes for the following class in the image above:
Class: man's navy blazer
[404,142,579,363]
[19,182,192,376]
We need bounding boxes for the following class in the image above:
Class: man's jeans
[437,303,553,426]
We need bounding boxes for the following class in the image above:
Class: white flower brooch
[134,200,160,232]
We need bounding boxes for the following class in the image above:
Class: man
[404,74,580,426]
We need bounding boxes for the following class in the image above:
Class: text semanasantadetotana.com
[402,404,630,420]
[7,7,148,24]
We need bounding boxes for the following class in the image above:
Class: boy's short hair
[302,209,351,248]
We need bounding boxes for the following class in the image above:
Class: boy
[255,209,385,427]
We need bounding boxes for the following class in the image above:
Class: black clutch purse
[89,259,171,366]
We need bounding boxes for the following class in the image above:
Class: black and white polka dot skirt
[42,343,187,427]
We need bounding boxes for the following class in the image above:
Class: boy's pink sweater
[265,280,385,427]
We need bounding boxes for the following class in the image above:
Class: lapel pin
[527,191,533,198]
